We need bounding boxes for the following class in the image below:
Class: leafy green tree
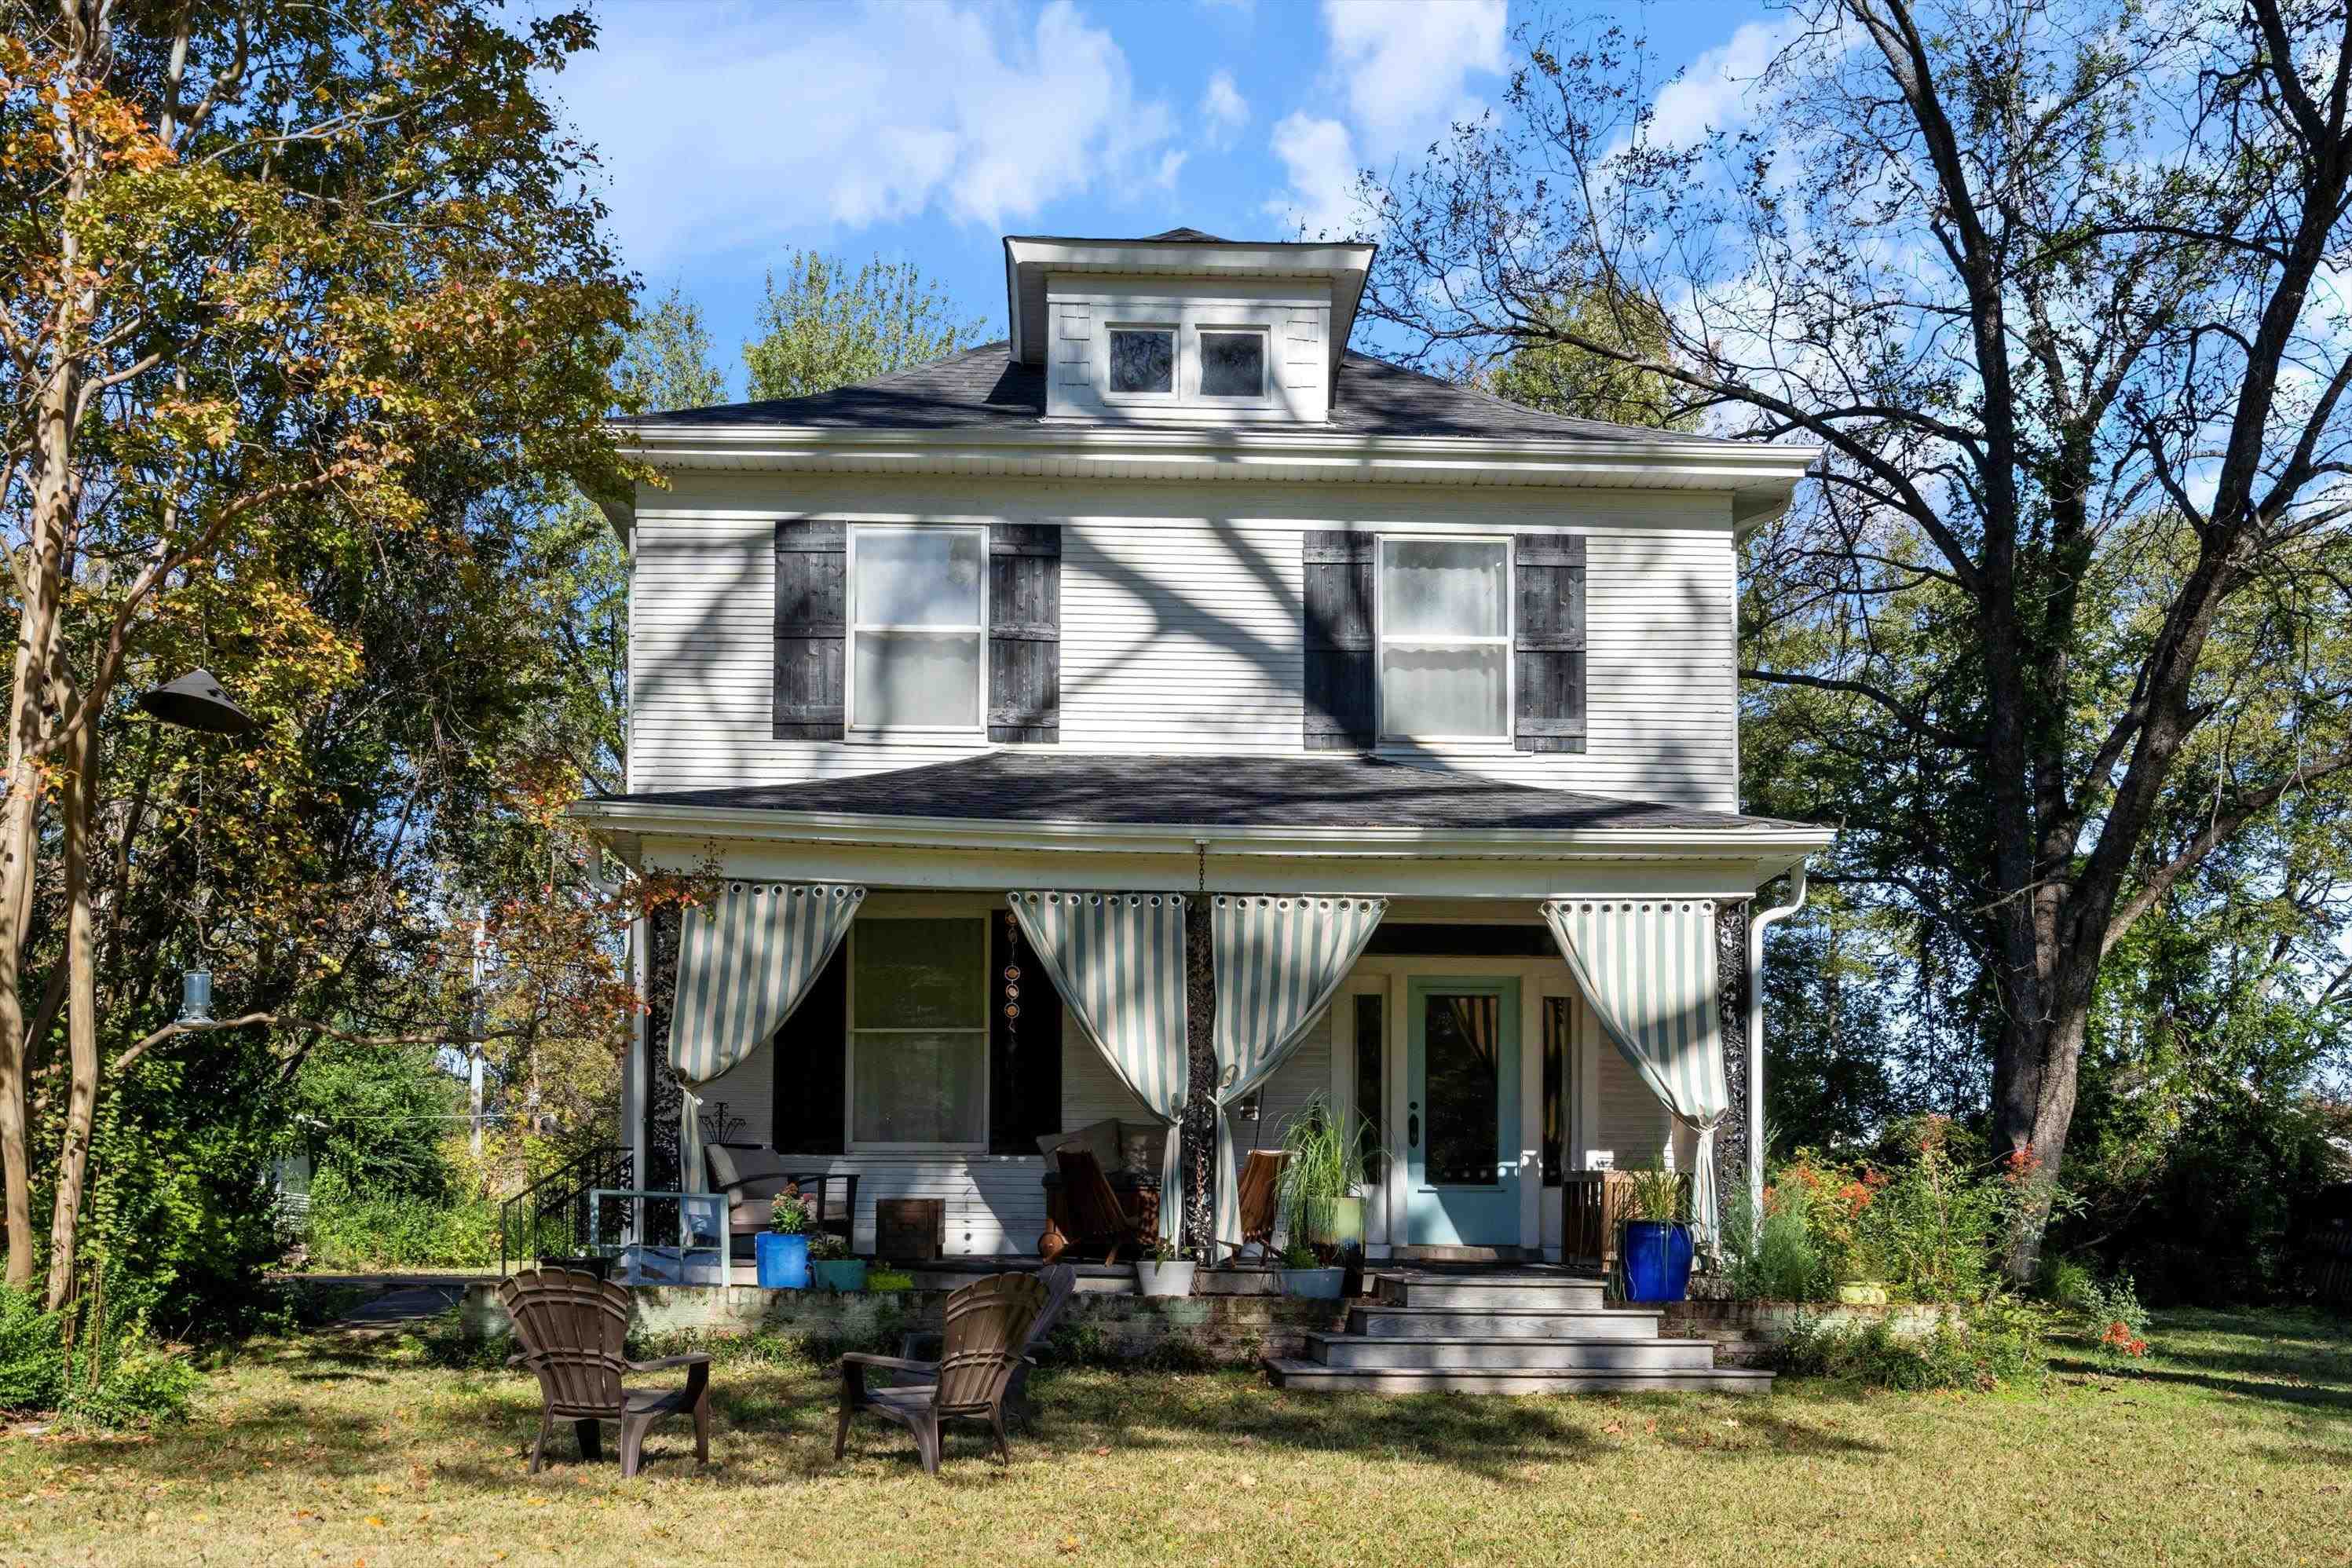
[1360,0,2352,1278]
[741,253,987,402]
[1484,288,1696,430]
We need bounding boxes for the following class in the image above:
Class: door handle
[1407,1102,1420,1149]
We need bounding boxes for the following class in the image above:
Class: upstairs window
[1108,327,1176,397]
[848,525,985,731]
[1378,537,1510,740]
[1199,329,1267,398]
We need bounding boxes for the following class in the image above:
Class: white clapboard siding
[754,1153,1048,1256]
[627,474,1739,810]
[1593,1026,1674,1171]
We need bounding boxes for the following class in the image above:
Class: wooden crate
[874,1197,946,1263]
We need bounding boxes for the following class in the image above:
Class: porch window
[849,917,987,1148]
[1542,996,1570,1185]
[1352,992,1384,1183]
[1377,538,1509,740]
[848,525,986,731]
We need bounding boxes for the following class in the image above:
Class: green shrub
[1720,1179,1832,1301]
[0,1285,201,1427]
[305,1167,498,1269]
[1776,1297,2048,1390]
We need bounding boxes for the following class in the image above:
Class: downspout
[1745,865,1809,1212]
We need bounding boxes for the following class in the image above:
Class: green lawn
[3,1308,2347,1567]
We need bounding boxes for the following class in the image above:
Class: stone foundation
[1654,1299,1951,1367]
[459,1281,1347,1366]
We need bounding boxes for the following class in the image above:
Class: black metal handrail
[499,1144,632,1277]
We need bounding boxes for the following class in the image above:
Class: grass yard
[2,1308,2346,1567]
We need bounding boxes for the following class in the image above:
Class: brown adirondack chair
[498,1268,711,1478]
[898,1263,1078,1424]
[1055,1146,1151,1265]
[835,1271,1048,1475]
[1221,1148,1289,1261]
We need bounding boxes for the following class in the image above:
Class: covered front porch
[572,752,1828,1272]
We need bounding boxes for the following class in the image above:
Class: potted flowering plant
[808,1231,868,1292]
[755,1193,811,1289]
[1135,1234,1197,1297]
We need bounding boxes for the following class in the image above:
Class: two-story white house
[572,228,1828,1270]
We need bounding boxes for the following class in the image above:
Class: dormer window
[1199,330,1267,399]
[1108,327,1176,396]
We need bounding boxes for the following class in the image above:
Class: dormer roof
[1000,229,1374,376]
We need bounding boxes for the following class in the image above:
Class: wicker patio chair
[1056,1146,1152,1266]
[835,1271,1048,1475]
[898,1263,1078,1424]
[498,1267,711,1479]
[1220,1148,1289,1261]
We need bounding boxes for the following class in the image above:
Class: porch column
[1179,896,1218,1261]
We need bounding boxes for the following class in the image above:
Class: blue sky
[550,0,1787,400]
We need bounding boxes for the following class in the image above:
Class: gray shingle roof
[592,751,1812,834]
[622,342,1742,447]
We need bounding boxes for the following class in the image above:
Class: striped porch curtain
[669,883,864,1193]
[1212,894,1386,1255]
[1008,891,1190,1243]
[1539,898,1729,1240]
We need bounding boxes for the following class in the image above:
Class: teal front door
[1403,978,1520,1247]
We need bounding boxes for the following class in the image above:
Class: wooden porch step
[1307,1333,1718,1371]
[1262,1358,1775,1395]
[1348,1304,1662,1340]
[1373,1274,1608,1311]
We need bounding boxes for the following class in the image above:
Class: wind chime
[1001,910,1022,1051]
[134,667,258,1023]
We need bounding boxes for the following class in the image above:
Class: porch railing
[499,1144,632,1277]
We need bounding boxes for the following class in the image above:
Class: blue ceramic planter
[756,1231,810,1289]
[1622,1221,1694,1303]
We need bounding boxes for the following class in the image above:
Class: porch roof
[582,752,1823,839]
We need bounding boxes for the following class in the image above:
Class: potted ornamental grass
[808,1230,868,1292]
[1278,1094,1373,1258]
[755,1193,812,1289]
[1276,1241,1344,1299]
[1618,1164,1695,1303]
[1135,1234,1197,1298]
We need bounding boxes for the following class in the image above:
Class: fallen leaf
[365,1515,385,1528]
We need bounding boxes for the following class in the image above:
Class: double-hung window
[848,524,986,732]
[1377,536,1511,740]
[849,917,988,1149]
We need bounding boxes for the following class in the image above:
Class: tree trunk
[45,685,100,1309]
[1179,897,1217,1262]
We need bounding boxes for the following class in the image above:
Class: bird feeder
[135,668,258,735]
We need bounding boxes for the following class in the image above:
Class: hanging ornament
[1001,912,1022,1053]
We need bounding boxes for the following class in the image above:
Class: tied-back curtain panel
[1211,894,1386,1255]
[1539,897,1729,1241]
[670,883,865,1192]
[1007,890,1190,1242]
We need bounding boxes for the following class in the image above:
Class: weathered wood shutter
[773,521,847,739]
[769,942,847,1155]
[1303,531,1376,750]
[1514,532,1587,753]
[989,915,1063,1154]
[987,524,1060,744]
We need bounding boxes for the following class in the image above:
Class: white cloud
[1321,0,1504,156]
[557,1,1177,270]
[1202,68,1249,149]
[1644,19,1799,149]
[1262,111,1363,239]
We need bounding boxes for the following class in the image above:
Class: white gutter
[1746,864,1810,1210]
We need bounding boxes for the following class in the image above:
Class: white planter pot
[1135,1260,1198,1298]
[1280,1266,1344,1300]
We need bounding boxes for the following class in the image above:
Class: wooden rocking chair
[835,1272,1048,1475]
[1055,1147,1153,1266]
[1220,1148,1289,1262]
[898,1263,1078,1424]
[498,1267,711,1479]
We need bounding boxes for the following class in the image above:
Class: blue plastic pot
[756,1231,810,1289]
[1622,1221,1694,1303]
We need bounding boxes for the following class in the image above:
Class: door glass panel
[1422,992,1499,1184]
